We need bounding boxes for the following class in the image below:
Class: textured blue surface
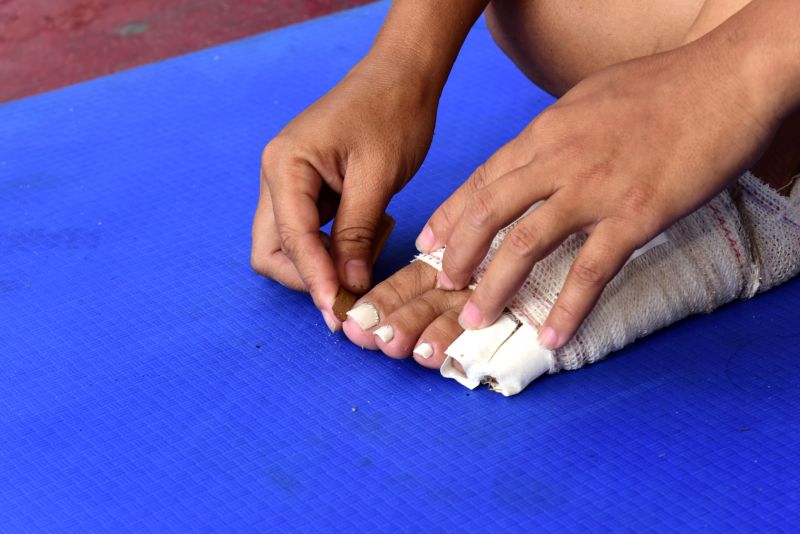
[1,1,798,530]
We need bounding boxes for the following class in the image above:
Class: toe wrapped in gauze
[418,172,800,395]
[441,317,556,397]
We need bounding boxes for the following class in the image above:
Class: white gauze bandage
[417,172,800,396]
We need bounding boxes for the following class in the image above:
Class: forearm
[699,0,800,122]
[365,0,490,96]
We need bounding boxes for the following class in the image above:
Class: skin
[253,0,800,357]
[251,0,489,331]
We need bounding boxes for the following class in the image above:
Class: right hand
[251,57,438,330]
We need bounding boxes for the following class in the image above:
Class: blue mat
[1,2,798,530]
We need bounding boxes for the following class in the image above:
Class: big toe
[343,260,437,350]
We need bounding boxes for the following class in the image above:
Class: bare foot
[342,261,469,368]
[342,170,800,397]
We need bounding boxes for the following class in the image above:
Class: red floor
[0,0,374,103]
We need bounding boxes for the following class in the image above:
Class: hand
[252,57,437,329]
[418,40,780,349]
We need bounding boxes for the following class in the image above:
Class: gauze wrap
[416,172,800,396]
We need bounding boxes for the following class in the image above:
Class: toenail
[373,324,394,343]
[321,309,339,333]
[344,259,370,291]
[413,342,433,359]
[436,271,455,290]
[415,225,435,253]
[346,303,379,330]
[458,301,482,330]
[538,326,558,350]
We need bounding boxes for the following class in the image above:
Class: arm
[253,0,488,330]
[723,0,800,119]
[421,0,800,348]
[369,0,489,92]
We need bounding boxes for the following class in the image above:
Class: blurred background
[0,0,375,103]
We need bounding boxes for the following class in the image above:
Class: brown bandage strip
[332,213,396,321]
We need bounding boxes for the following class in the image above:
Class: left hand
[416,41,780,350]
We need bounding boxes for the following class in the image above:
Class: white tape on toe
[441,319,554,396]
[346,303,379,330]
[483,323,555,396]
[421,172,800,396]
[441,314,519,389]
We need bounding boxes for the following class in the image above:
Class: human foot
[345,172,800,396]
[342,260,470,368]
[426,172,800,394]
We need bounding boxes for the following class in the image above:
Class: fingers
[251,183,306,291]
[317,183,341,227]
[330,164,393,293]
[268,160,340,317]
[416,131,532,253]
[459,197,588,330]
[539,221,640,349]
[438,164,556,290]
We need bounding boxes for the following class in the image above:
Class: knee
[484,2,514,58]
[485,1,532,69]
[484,0,572,96]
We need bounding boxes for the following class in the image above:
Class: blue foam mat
[1,1,798,530]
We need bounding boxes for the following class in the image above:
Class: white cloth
[418,172,800,395]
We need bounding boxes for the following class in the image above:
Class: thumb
[331,173,394,293]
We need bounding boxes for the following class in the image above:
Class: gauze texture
[418,172,800,392]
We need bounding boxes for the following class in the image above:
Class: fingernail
[346,303,379,330]
[345,259,370,292]
[436,271,455,291]
[415,225,435,253]
[413,342,433,360]
[373,324,394,343]
[458,301,482,330]
[321,309,339,333]
[538,326,558,350]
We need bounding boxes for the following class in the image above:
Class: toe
[343,260,437,349]
[412,308,465,369]
[374,288,470,359]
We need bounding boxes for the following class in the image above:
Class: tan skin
[253,0,800,364]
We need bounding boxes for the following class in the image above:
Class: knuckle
[467,191,496,228]
[587,160,614,181]
[531,108,559,135]
[333,225,373,252]
[276,223,301,256]
[618,183,656,216]
[250,254,268,276]
[605,217,653,250]
[506,223,540,259]
[470,164,491,191]
[432,202,456,236]
[262,138,308,180]
[261,139,282,169]
[552,300,580,323]
[250,252,275,279]
[571,257,608,287]
[261,142,287,184]
[441,248,472,282]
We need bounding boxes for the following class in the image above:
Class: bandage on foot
[332,213,396,322]
[418,172,800,396]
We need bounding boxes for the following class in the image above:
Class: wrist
[364,0,489,99]
[700,0,800,123]
[347,50,443,110]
